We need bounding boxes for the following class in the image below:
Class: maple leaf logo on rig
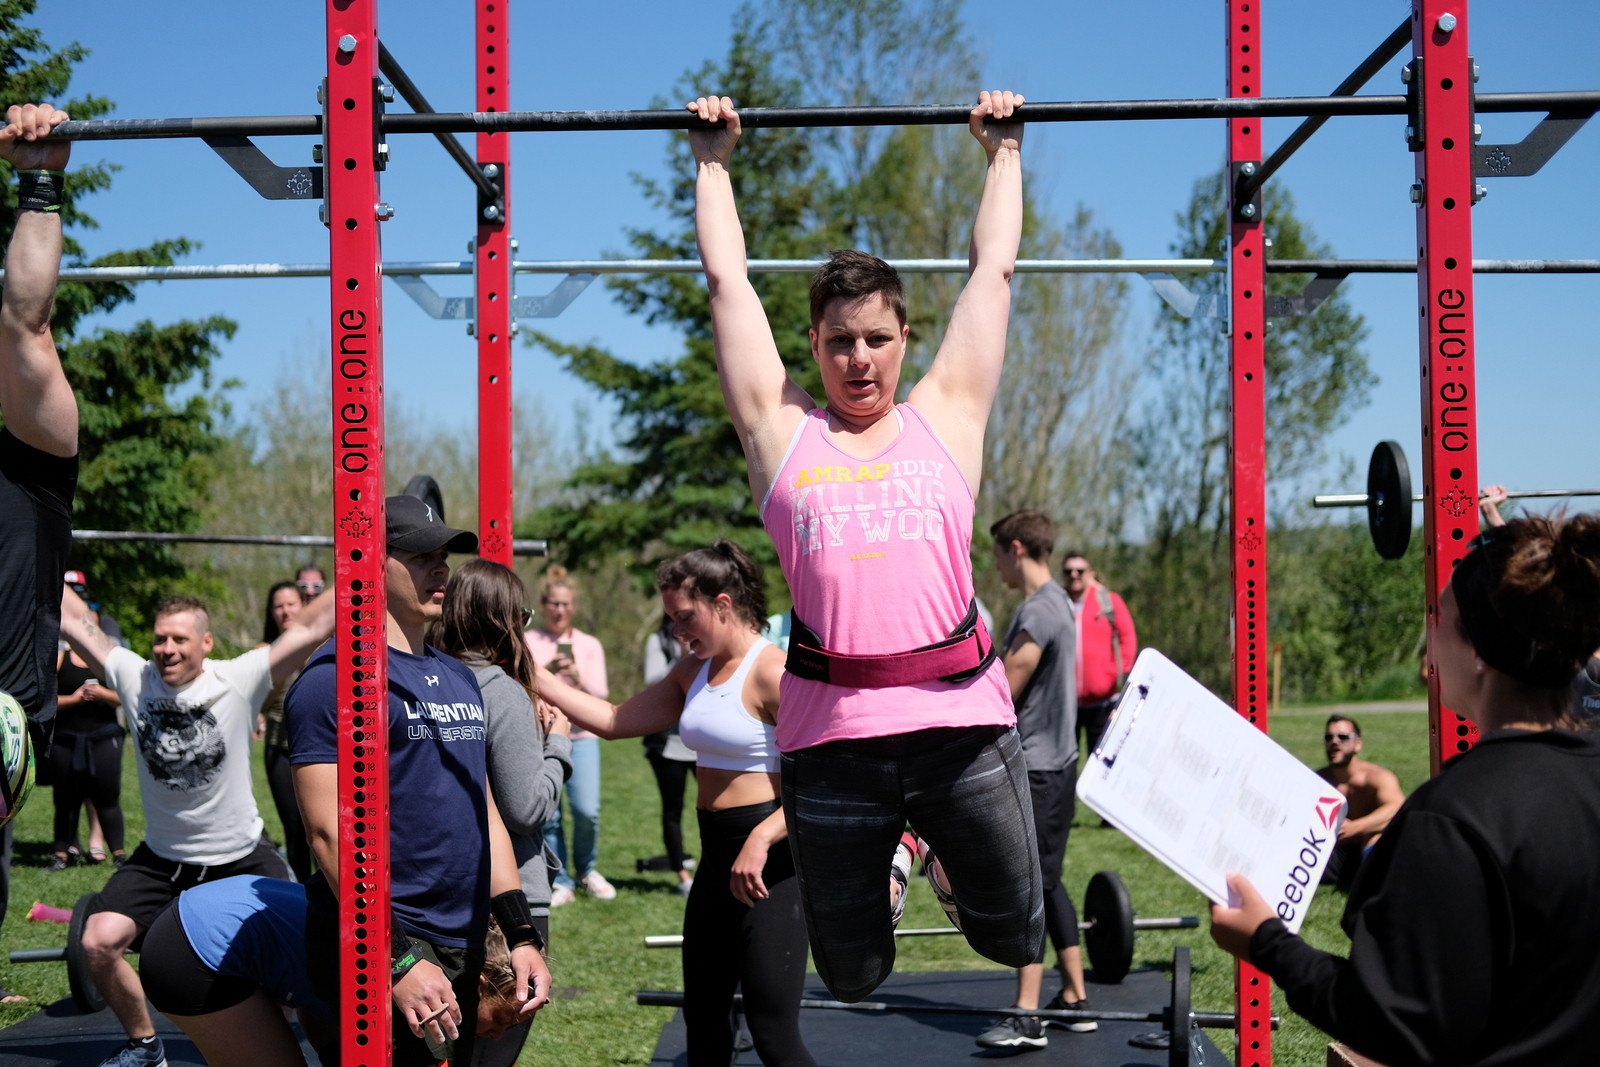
[1439,487,1475,517]
[340,509,372,540]
[1238,529,1263,552]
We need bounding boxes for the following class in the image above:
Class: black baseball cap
[385,495,478,554]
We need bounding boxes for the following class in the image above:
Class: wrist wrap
[16,170,63,214]
[491,889,545,951]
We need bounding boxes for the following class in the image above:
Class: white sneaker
[582,870,617,900]
[549,885,577,907]
[889,832,916,926]
[675,877,694,898]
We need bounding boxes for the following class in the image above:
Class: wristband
[16,170,63,214]
[392,942,423,983]
[490,889,545,952]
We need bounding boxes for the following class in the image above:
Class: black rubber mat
[0,998,321,1067]
[648,968,1230,1067]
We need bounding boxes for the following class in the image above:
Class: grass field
[0,708,1432,1066]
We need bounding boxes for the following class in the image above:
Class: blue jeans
[781,724,1044,1002]
[545,736,600,887]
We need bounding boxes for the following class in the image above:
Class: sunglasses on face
[1324,732,1355,742]
[297,580,324,595]
[1064,568,1088,576]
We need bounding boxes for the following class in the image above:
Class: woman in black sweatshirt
[1211,513,1600,1067]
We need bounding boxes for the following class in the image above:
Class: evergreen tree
[0,2,235,645]
[523,13,844,601]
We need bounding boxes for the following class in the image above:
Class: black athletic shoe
[46,853,71,873]
[975,1015,1047,1050]
[111,852,128,869]
[1043,990,1098,1032]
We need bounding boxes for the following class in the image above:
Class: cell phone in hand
[557,642,573,660]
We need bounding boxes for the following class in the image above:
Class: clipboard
[1076,648,1346,934]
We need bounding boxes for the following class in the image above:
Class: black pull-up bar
[47,90,1600,141]
[376,41,501,203]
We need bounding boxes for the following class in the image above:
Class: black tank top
[55,653,117,734]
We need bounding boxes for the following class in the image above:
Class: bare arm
[58,585,117,681]
[293,762,340,892]
[730,806,788,906]
[534,655,695,739]
[267,589,336,686]
[0,103,74,457]
[686,95,813,503]
[1002,630,1042,702]
[908,90,1025,488]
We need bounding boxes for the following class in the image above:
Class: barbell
[637,944,1276,1067]
[642,870,1195,985]
[7,894,109,1013]
[1312,441,1600,559]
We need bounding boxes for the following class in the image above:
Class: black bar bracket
[1403,57,1425,152]
[202,135,323,200]
[1473,109,1594,178]
[1265,269,1350,318]
[1230,160,1263,224]
[478,160,506,225]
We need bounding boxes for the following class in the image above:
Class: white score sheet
[1075,648,1347,935]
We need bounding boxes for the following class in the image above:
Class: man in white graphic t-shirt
[58,587,333,1067]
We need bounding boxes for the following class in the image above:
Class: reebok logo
[1315,796,1343,830]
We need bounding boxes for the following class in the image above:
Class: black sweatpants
[49,726,126,855]
[264,746,311,882]
[646,751,692,872]
[1028,764,1081,964]
[683,800,815,1067]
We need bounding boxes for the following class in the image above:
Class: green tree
[1112,173,1376,693]
[523,11,843,601]
[0,3,236,645]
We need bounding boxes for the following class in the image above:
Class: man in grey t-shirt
[974,511,1092,1051]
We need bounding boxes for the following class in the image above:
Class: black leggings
[683,801,815,1067]
[1029,765,1081,964]
[50,728,125,855]
[646,751,692,871]
[265,746,311,882]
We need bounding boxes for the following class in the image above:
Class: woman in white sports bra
[535,541,815,1067]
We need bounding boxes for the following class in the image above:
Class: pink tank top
[760,403,1013,751]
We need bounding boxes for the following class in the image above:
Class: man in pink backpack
[1061,552,1137,755]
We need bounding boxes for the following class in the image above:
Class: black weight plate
[67,892,106,1014]
[1169,945,1192,1067]
[1083,870,1135,984]
[1367,440,1413,560]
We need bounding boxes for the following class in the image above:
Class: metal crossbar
[45,91,1600,141]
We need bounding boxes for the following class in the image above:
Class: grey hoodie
[466,659,573,914]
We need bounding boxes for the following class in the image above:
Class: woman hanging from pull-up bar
[680,88,1042,1003]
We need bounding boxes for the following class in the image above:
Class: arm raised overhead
[908,90,1025,489]
[686,95,814,504]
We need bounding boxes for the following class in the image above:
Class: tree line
[14,0,1427,705]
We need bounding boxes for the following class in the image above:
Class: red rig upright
[325,1,393,1061]
[475,0,514,566]
[1410,0,1481,775]
[1225,1,1273,1065]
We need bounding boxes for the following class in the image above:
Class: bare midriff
[695,767,780,811]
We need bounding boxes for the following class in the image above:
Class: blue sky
[35,1,1600,513]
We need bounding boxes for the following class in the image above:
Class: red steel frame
[1411,0,1481,774]
[476,1,514,565]
[326,1,392,1062]
[1226,2,1273,1064]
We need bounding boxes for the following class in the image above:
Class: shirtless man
[686,88,1040,1004]
[1317,715,1405,890]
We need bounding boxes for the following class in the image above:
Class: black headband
[1451,532,1568,689]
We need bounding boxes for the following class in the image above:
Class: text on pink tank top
[760,403,1013,751]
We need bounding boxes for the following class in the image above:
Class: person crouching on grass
[1210,514,1600,1067]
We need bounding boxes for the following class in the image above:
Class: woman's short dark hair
[262,580,305,644]
[656,541,769,632]
[432,559,540,704]
[809,249,906,329]
[990,511,1056,562]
